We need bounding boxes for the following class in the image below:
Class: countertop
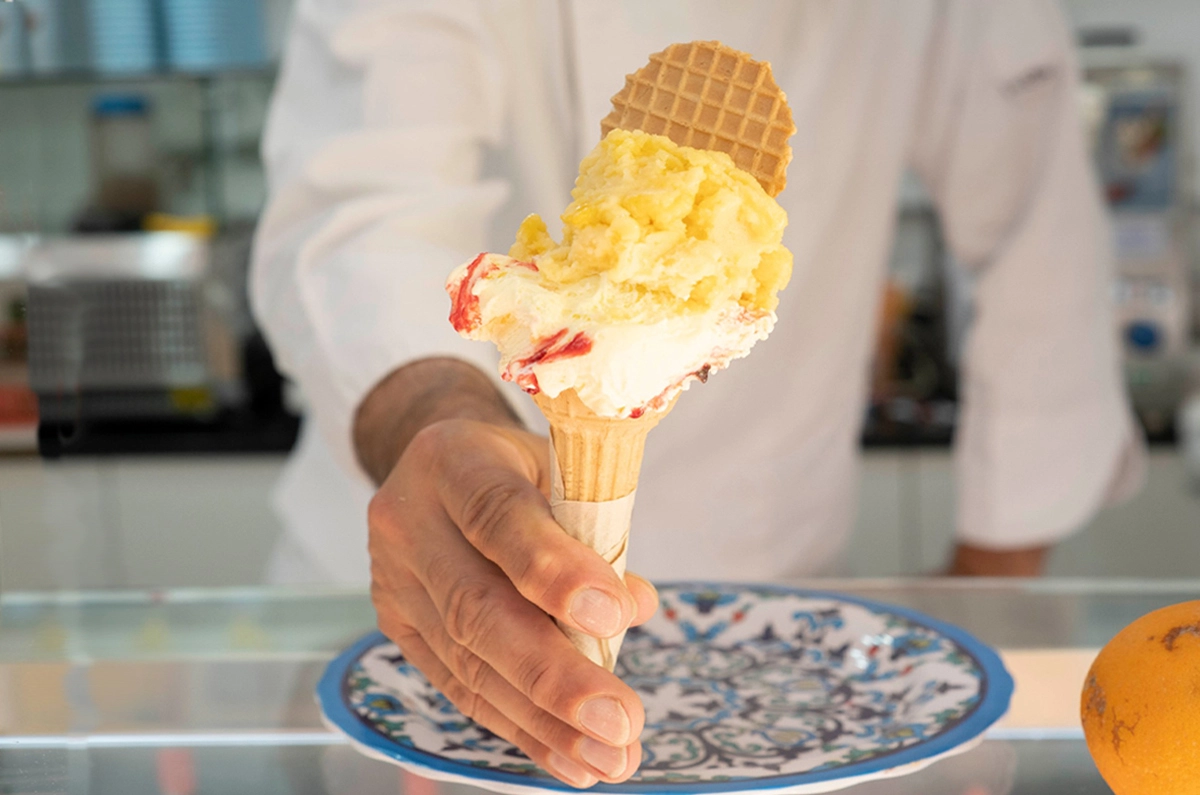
[4,579,1192,793]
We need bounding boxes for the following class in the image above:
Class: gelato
[447,127,792,418]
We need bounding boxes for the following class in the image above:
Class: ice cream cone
[526,42,793,670]
[533,389,674,670]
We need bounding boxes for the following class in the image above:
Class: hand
[946,542,1050,577]
[367,417,659,788]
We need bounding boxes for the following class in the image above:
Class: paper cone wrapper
[532,389,673,670]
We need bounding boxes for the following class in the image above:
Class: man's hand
[356,358,657,787]
[947,542,1049,577]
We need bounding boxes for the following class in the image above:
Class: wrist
[947,542,1050,577]
[353,358,522,484]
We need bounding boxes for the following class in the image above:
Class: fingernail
[546,752,598,789]
[570,589,624,637]
[578,697,631,746]
[631,572,658,597]
[580,736,627,778]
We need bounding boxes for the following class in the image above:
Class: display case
[0,67,276,233]
[1083,61,1198,436]
[4,579,1186,793]
[0,65,298,454]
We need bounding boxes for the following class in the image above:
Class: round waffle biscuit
[600,40,795,196]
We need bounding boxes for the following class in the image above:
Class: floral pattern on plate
[321,583,1012,794]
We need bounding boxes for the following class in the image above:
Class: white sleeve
[250,0,512,482]
[910,0,1145,549]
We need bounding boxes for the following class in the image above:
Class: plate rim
[317,581,1014,794]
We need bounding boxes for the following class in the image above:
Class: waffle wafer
[600,40,795,196]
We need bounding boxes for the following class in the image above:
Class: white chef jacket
[251,0,1144,585]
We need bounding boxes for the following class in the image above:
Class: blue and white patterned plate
[318,583,1013,794]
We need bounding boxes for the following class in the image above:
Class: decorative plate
[318,583,1013,794]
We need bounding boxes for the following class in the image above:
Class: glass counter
[4,578,1196,794]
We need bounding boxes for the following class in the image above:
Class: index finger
[406,508,646,748]
[431,425,638,640]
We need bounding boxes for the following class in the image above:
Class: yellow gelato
[510,128,791,319]
[447,128,793,418]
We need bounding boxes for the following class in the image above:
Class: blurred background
[0,0,1196,591]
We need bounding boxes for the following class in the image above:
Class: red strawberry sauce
[448,254,494,333]
[504,329,593,393]
[448,254,537,333]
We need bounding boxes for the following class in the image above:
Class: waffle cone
[533,389,672,501]
[600,41,795,196]
[533,390,674,670]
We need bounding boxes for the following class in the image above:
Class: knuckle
[517,547,570,604]
[369,559,390,592]
[441,676,484,722]
[458,480,525,546]
[448,643,492,694]
[408,420,447,452]
[366,493,388,532]
[423,550,458,589]
[407,420,456,468]
[369,547,412,598]
[517,698,572,748]
[512,648,557,706]
[403,643,452,691]
[376,611,416,645]
[366,492,400,539]
[443,577,498,648]
[367,494,416,563]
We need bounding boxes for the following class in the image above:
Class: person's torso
[280,0,942,583]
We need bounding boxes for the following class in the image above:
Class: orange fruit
[1081,601,1200,794]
